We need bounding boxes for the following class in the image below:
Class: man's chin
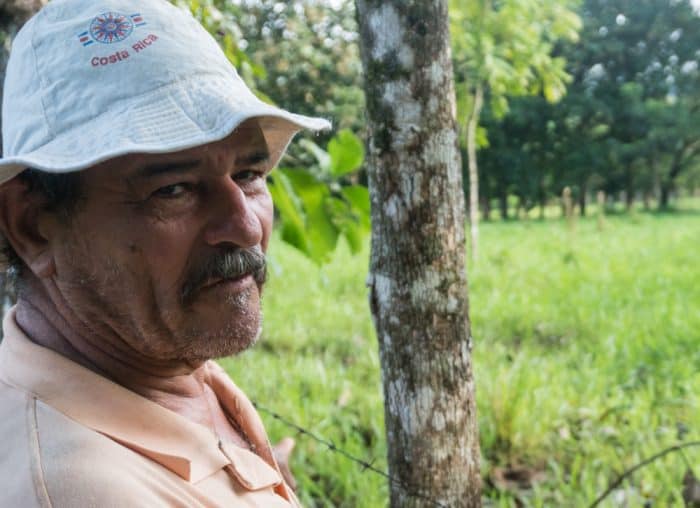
[172,322,262,362]
[165,283,263,360]
[212,323,263,359]
[174,306,263,361]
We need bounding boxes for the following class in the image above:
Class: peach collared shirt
[0,307,300,507]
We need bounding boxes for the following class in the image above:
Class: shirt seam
[0,373,43,402]
[25,395,54,508]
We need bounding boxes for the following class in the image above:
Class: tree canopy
[478,0,700,215]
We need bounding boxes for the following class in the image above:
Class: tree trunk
[657,140,700,211]
[481,195,490,221]
[538,178,546,220]
[499,192,508,220]
[578,182,587,217]
[659,158,685,210]
[659,180,672,210]
[517,195,526,220]
[355,2,481,507]
[624,165,634,211]
[466,85,483,260]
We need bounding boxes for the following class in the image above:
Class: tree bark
[466,85,483,260]
[481,195,490,222]
[624,165,634,211]
[499,192,508,220]
[537,177,546,220]
[578,182,587,217]
[659,180,672,210]
[355,2,481,507]
[658,140,700,211]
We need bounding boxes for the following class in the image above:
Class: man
[0,0,329,506]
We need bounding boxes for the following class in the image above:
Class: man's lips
[200,273,254,291]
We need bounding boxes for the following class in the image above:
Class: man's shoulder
[0,383,175,507]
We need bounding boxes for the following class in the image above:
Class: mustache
[181,246,267,303]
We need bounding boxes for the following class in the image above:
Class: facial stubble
[175,247,268,361]
[62,245,268,364]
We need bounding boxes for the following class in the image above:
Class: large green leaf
[328,129,365,176]
[267,170,309,256]
[281,169,326,209]
[325,196,364,254]
[281,169,340,263]
[279,222,308,256]
[341,221,365,254]
[340,186,371,230]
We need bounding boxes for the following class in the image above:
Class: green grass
[221,208,700,507]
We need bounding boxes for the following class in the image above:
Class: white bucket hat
[0,0,331,185]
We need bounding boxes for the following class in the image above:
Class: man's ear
[0,176,56,278]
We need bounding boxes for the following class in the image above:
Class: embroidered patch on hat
[77,12,148,47]
[90,12,133,43]
[130,13,147,27]
[70,12,125,46]
[78,31,93,46]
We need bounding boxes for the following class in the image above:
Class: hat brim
[0,74,330,184]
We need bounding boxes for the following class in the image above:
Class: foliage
[268,129,369,264]
[228,0,365,140]
[478,0,700,213]
[450,0,581,258]
[566,0,700,208]
[225,207,700,506]
[450,0,581,119]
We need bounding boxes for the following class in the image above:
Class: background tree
[475,0,700,216]
[449,0,581,258]
[355,1,480,506]
[231,0,365,139]
[552,0,700,210]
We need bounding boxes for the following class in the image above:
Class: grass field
[221,206,700,507]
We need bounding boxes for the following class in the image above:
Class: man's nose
[203,177,263,248]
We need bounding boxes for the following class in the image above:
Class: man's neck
[12,280,252,449]
[14,287,217,425]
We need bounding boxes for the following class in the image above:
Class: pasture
[222,205,700,507]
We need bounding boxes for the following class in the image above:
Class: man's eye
[234,170,264,183]
[152,183,191,198]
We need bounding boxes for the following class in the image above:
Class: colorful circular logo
[90,12,133,44]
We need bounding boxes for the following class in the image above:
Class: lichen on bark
[356,1,481,506]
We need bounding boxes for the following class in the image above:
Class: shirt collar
[0,307,283,491]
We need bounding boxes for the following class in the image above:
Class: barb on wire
[589,440,700,508]
[253,401,447,508]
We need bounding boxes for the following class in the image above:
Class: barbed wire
[252,401,447,508]
[588,440,700,508]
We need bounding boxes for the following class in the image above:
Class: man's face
[47,119,274,363]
